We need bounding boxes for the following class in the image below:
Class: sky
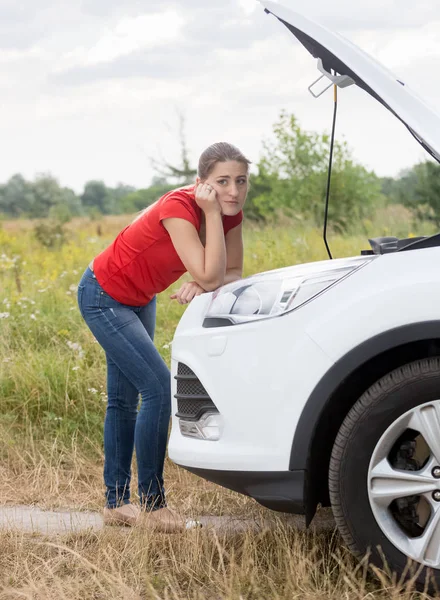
[1,0,439,193]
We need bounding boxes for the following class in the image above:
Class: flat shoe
[103,503,141,527]
[140,506,189,533]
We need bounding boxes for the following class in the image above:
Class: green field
[0,212,434,599]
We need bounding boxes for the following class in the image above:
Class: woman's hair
[132,142,251,223]
[198,142,251,180]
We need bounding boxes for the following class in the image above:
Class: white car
[168,0,440,588]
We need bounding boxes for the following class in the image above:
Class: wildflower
[67,341,81,351]
[69,284,77,292]
[0,312,10,319]
[2,357,12,363]
[162,344,170,349]
[72,366,80,371]
[88,387,98,394]
[66,340,85,359]
[30,314,37,320]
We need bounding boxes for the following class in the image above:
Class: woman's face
[198,160,249,216]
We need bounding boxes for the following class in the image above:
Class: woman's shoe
[140,506,189,533]
[103,503,141,527]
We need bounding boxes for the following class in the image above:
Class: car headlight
[203,257,373,327]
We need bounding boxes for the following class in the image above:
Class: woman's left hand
[170,281,206,305]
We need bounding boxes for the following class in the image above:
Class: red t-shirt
[93,185,243,306]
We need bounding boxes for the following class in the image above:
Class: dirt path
[0,505,336,535]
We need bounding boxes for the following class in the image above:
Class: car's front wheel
[329,358,440,590]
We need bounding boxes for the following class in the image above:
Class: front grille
[175,363,218,421]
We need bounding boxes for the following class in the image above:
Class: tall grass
[0,208,437,599]
[0,524,433,600]
[0,206,435,471]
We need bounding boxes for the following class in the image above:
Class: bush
[33,220,69,249]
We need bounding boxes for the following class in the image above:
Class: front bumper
[178,465,308,515]
[168,294,334,474]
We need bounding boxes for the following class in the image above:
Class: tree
[81,181,114,215]
[247,110,383,231]
[29,174,66,218]
[29,174,86,219]
[0,173,84,219]
[62,187,84,217]
[393,161,440,225]
[119,183,175,214]
[380,176,400,200]
[150,112,197,186]
[0,174,35,217]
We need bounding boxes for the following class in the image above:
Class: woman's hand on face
[194,182,221,215]
[170,281,206,305]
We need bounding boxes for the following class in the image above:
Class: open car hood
[259,1,440,164]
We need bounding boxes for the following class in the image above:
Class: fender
[289,321,440,471]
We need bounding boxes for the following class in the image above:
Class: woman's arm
[170,221,244,304]
[162,183,228,291]
[224,223,243,285]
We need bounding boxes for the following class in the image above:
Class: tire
[329,357,440,591]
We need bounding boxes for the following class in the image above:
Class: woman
[77,142,250,532]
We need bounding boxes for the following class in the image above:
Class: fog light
[179,412,222,441]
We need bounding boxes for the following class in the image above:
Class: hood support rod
[323,82,338,260]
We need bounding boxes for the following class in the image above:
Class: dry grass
[1,214,133,236]
[0,515,435,599]
[0,426,260,517]
[0,441,437,599]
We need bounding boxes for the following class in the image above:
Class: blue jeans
[77,267,171,509]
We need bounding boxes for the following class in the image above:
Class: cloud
[50,0,440,88]
[0,0,52,23]
[80,0,237,18]
[50,4,274,86]
[275,0,439,30]
[0,0,439,193]
[51,46,199,84]
[81,11,184,65]
[0,13,47,49]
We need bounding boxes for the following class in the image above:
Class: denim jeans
[77,267,171,509]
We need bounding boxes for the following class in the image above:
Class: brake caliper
[392,440,424,536]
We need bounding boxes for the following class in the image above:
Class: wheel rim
[368,400,440,568]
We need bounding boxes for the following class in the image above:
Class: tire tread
[329,357,440,558]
